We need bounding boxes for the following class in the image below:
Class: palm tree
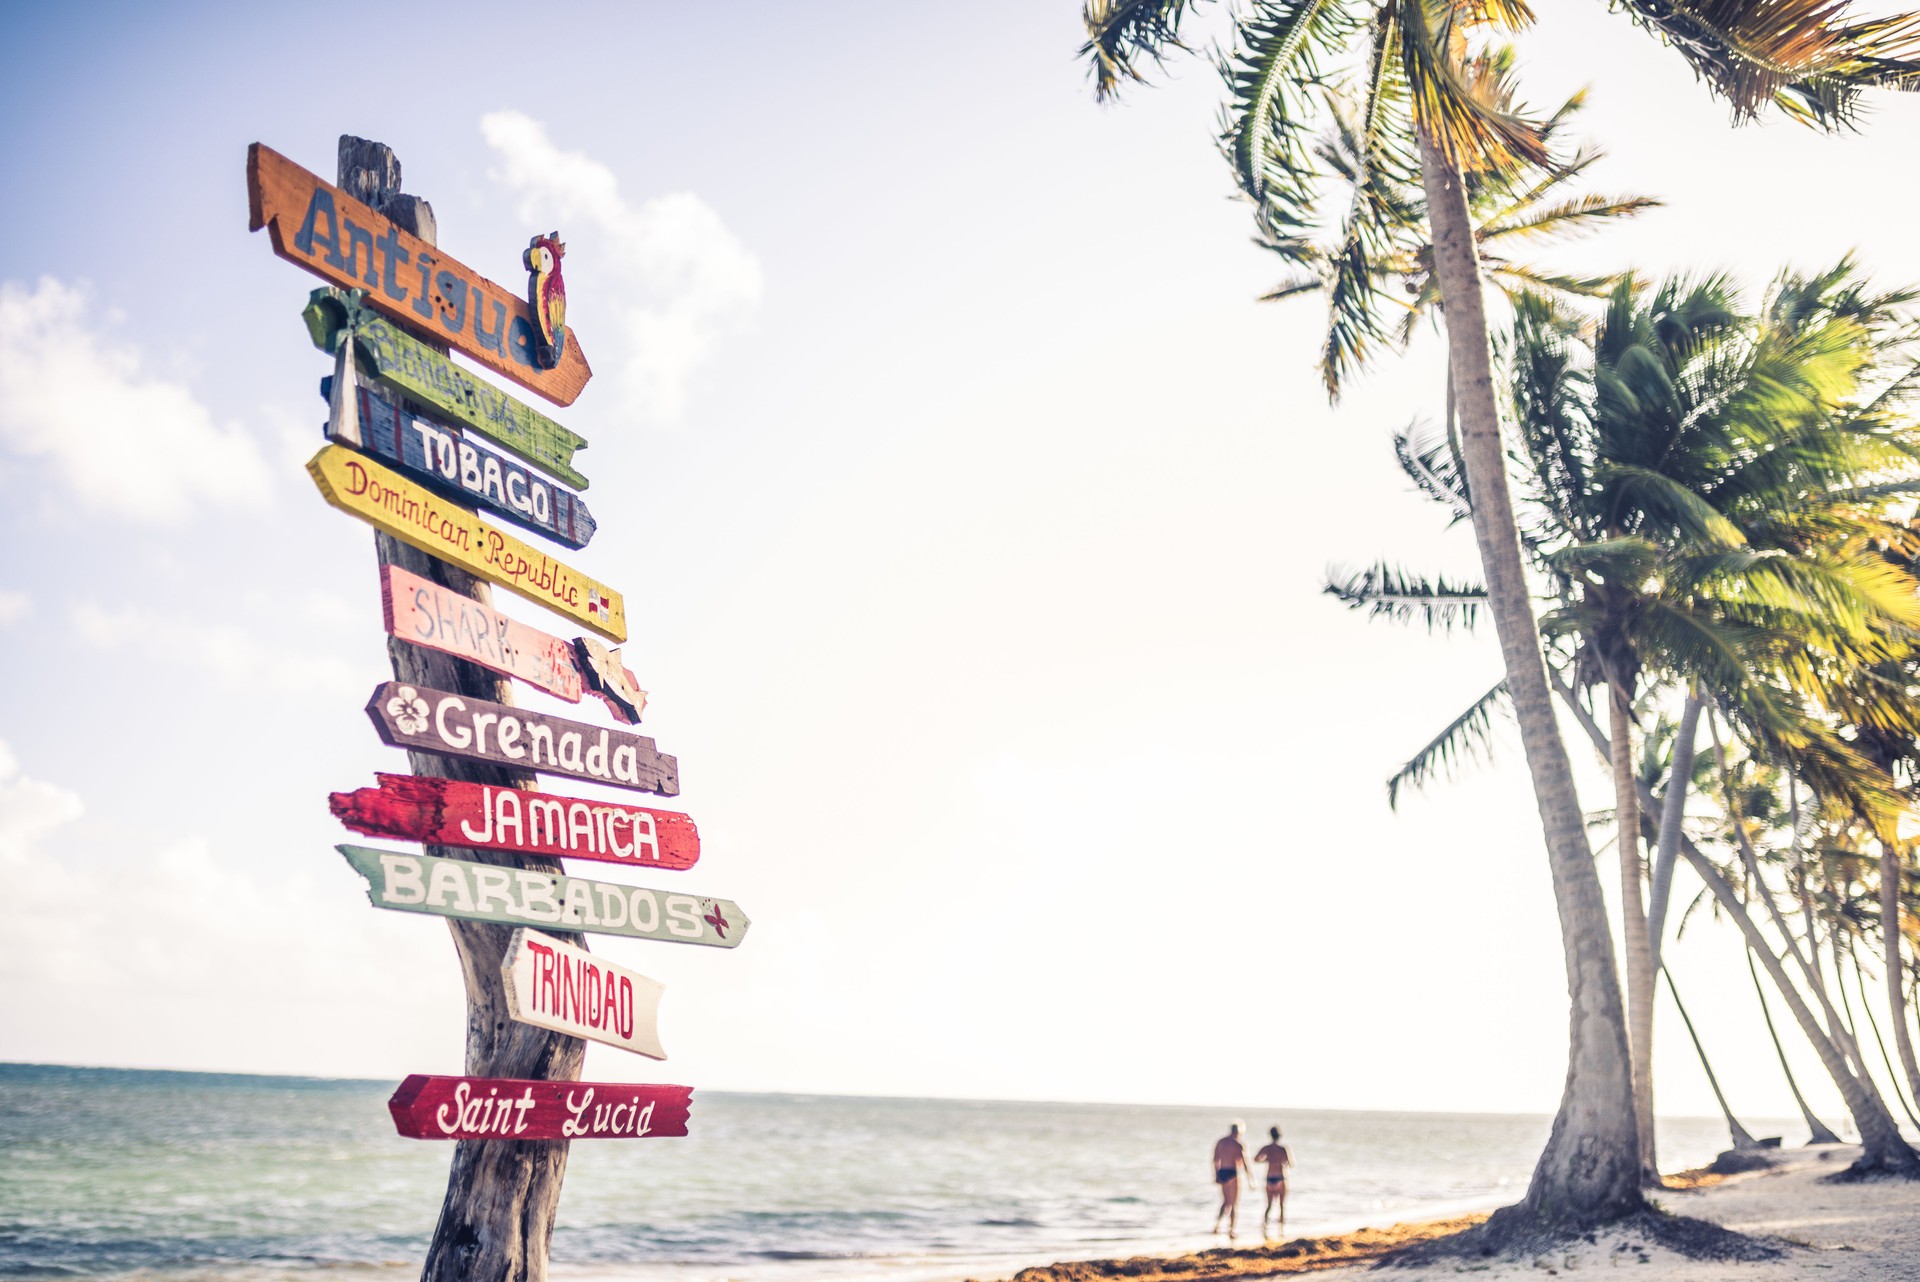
[1335,264,1920,1175]
[1511,269,1920,1176]
[1084,0,1920,1224]
[1327,262,1920,1175]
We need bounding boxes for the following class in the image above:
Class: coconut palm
[1084,0,1920,1223]
[1510,269,1920,1174]
[1327,262,1920,1175]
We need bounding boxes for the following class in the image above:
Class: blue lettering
[376,226,411,302]
[435,272,468,335]
[508,317,539,368]
[473,299,507,354]
[292,188,346,269]
[413,254,437,322]
[342,218,378,286]
[412,588,437,639]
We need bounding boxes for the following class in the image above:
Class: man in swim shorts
[1255,1125,1291,1238]
[1210,1121,1251,1238]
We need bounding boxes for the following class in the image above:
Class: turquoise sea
[0,1063,1805,1282]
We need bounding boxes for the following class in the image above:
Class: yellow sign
[308,446,626,642]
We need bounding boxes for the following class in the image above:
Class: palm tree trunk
[1550,674,1917,1173]
[1417,131,1640,1223]
[1850,943,1920,1130]
[1677,846,1917,1173]
[1706,719,1877,1084]
[1608,678,1659,1182]
[1826,929,1885,1099]
[1662,966,1756,1150]
[1647,693,1703,967]
[1748,948,1843,1144]
[1881,844,1920,1112]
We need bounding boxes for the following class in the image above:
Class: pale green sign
[338,845,746,948]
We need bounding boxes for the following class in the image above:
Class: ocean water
[0,1063,1805,1282]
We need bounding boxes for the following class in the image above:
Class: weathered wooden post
[337,136,583,1282]
[250,130,746,1282]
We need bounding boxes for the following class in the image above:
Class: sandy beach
[989,1145,1919,1282]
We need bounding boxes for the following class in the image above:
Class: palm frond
[1320,9,1420,397]
[1478,193,1663,244]
[1394,420,1472,518]
[1485,262,1627,301]
[1217,0,1356,248]
[1387,678,1511,809]
[1082,0,1207,100]
[1324,561,1488,631]
[1616,0,1920,128]
[1259,273,1328,301]
[1394,0,1548,171]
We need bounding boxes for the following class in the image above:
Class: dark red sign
[388,1074,692,1140]
[329,773,699,870]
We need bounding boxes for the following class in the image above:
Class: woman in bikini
[1254,1125,1290,1238]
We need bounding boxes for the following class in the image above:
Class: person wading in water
[1254,1125,1291,1238]
[1210,1122,1251,1238]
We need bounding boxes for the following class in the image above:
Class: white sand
[1382,1144,1918,1281]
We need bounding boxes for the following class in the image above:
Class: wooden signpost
[381,566,647,720]
[388,1075,692,1141]
[263,136,745,1282]
[366,682,679,794]
[306,290,589,489]
[249,144,593,405]
[339,845,746,946]
[308,445,626,642]
[326,379,597,548]
[503,927,668,1060]
[330,773,700,870]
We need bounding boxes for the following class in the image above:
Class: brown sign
[365,682,679,795]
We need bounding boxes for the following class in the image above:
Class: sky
[4,0,1920,1128]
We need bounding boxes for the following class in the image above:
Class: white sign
[501,928,666,1059]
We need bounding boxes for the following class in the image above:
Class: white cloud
[0,278,274,523]
[0,743,454,1071]
[0,590,29,626]
[71,600,359,697]
[0,743,98,981]
[480,111,763,424]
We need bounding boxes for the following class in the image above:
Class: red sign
[329,773,699,870]
[388,1074,691,1140]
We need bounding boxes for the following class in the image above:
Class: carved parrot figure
[524,231,567,368]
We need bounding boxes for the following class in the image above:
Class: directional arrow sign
[330,773,697,870]
[381,567,646,721]
[339,845,747,947]
[305,289,588,488]
[365,682,678,796]
[249,143,592,406]
[387,1074,692,1140]
[383,565,584,705]
[503,928,666,1059]
[308,445,625,642]
[328,379,597,549]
